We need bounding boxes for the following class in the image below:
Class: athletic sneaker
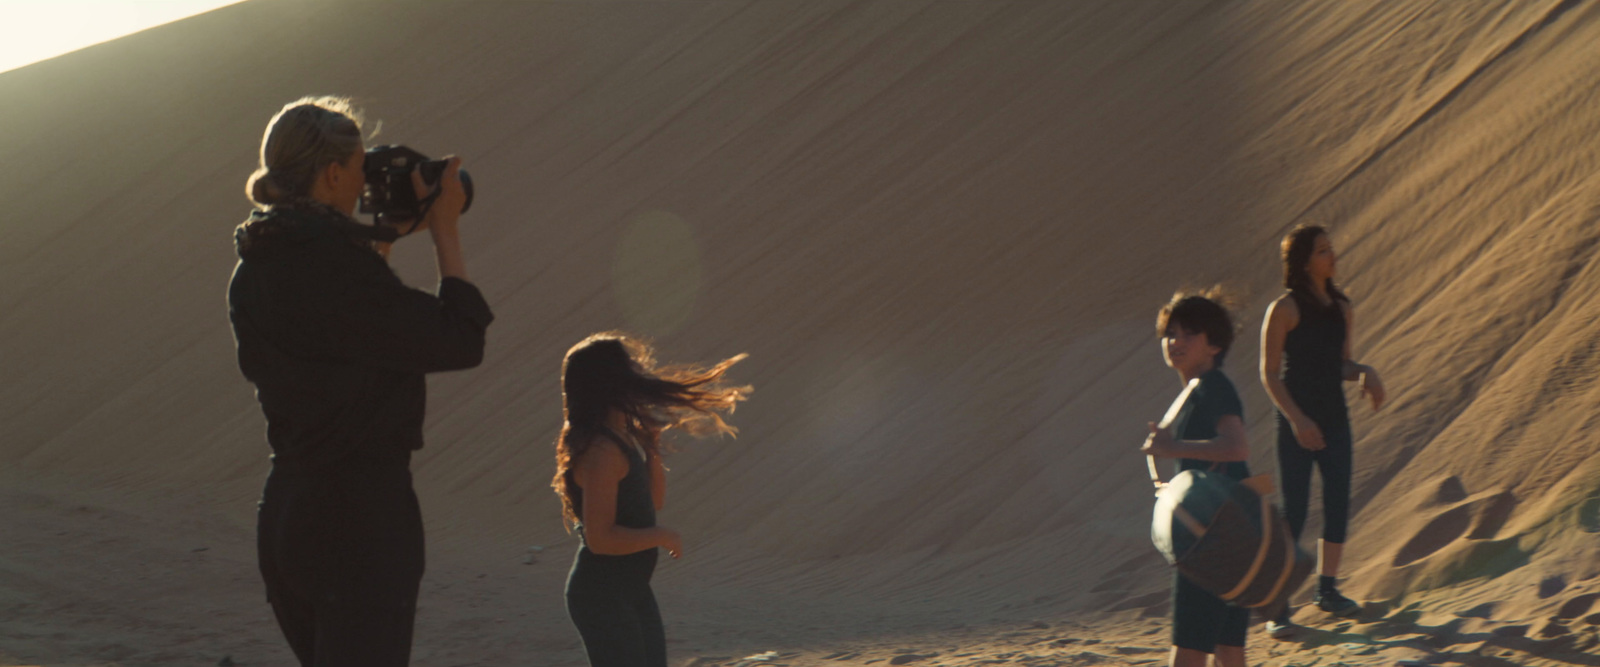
[1264,608,1295,639]
[1314,587,1361,616]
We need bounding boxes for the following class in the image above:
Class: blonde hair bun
[245,96,366,207]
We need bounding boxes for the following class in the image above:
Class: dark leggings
[258,467,424,667]
[1276,413,1353,543]
[566,548,666,667]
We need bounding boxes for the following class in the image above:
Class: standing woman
[229,97,492,664]
[1260,225,1386,632]
[553,333,750,667]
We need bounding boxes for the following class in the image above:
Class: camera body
[360,144,475,221]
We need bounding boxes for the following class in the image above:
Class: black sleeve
[1212,377,1244,421]
[292,241,494,374]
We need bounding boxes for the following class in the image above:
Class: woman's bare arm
[649,451,666,512]
[1339,301,1387,409]
[573,440,681,557]
[1261,296,1326,450]
[1340,301,1362,380]
[1261,297,1306,423]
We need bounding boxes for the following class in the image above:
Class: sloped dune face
[4,0,1600,617]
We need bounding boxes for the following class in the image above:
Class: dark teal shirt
[1174,368,1249,480]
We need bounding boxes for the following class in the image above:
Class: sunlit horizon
[0,0,245,75]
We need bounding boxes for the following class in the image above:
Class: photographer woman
[553,333,749,667]
[227,96,493,665]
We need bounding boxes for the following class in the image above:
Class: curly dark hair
[1156,286,1240,367]
[552,332,750,529]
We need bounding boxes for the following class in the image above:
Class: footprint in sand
[1433,476,1468,505]
[1556,593,1600,619]
[1493,624,1531,638]
[1539,574,1567,599]
[1394,488,1519,567]
[1393,504,1473,567]
[1539,620,1573,638]
[1579,497,1600,533]
[1467,491,1517,540]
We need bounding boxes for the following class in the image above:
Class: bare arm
[649,451,666,512]
[425,158,468,281]
[1340,300,1362,380]
[1260,296,1326,450]
[1261,296,1308,425]
[1142,414,1249,462]
[1339,301,1387,409]
[572,441,682,558]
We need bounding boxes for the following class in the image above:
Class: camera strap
[405,187,444,236]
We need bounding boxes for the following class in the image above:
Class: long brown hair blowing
[552,332,750,529]
[1281,225,1348,302]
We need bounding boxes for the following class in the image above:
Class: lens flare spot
[612,210,703,336]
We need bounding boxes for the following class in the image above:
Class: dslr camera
[361,145,475,222]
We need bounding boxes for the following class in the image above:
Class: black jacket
[228,205,494,475]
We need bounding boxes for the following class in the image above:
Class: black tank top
[570,426,656,547]
[1281,289,1349,427]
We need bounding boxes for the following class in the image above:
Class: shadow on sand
[1275,602,1600,667]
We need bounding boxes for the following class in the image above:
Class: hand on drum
[1141,422,1177,458]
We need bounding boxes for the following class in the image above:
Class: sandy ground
[7,0,1600,665]
[5,469,1600,667]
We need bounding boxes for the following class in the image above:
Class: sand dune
[5,0,1600,664]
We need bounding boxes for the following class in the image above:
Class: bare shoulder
[572,436,629,483]
[1266,293,1299,325]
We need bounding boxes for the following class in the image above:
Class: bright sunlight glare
[0,0,245,75]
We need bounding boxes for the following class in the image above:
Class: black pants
[1276,413,1353,543]
[566,547,665,667]
[258,466,425,667]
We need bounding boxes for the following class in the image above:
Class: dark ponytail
[1281,225,1348,302]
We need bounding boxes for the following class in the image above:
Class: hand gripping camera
[360,145,475,222]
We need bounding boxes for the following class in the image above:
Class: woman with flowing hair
[553,333,750,667]
[1260,225,1386,636]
